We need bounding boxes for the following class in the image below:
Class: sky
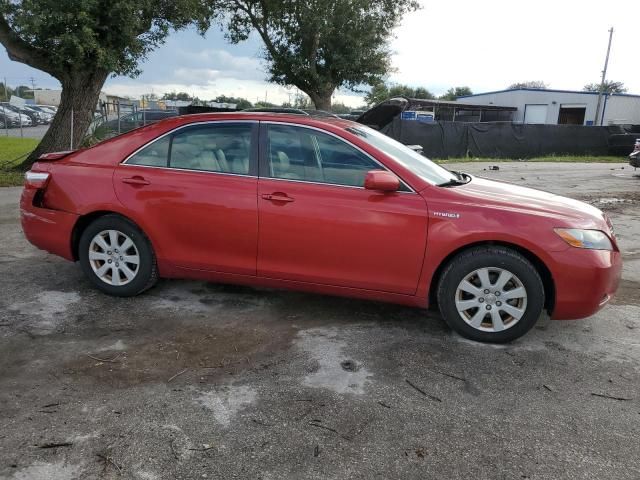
[1,0,639,108]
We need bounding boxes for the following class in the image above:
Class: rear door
[256,123,428,294]
[113,121,259,275]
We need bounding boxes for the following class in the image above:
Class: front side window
[266,124,382,187]
[345,125,457,185]
[125,123,253,175]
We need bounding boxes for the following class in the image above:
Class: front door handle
[122,176,150,186]
[261,193,294,203]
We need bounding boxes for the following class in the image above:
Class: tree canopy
[365,83,435,106]
[583,80,627,94]
[162,92,194,101]
[508,81,548,90]
[439,86,473,101]
[213,95,253,109]
[0,0,213,163]
[217,0,419,110]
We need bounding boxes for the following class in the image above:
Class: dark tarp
[381,118,468,158]
[380,118,638,159]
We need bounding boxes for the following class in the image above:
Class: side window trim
[258,121,415,193]
[122,120,259,177]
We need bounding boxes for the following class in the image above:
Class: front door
[113,121,259,275]
[257,123,428,295]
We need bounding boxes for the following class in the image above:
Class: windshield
[346,125,458,186]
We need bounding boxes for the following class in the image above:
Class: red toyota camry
[20,113,622,342]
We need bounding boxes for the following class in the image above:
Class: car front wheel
[437,246,545,343]
[78,214,158,296]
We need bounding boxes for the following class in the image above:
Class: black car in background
[0,103,45,125]
[101,109,179,134]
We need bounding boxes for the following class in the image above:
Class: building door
[523,104,548,124]
[558,106,586,125]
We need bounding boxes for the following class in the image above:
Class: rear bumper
[550,247,622,320]
[20,188,78,261]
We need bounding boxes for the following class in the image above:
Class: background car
[100,109,179,135]
[20,113,621,343]
[0,103,38,125]
[25,105,54,123]
[0,105,22,127]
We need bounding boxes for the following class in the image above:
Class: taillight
[24,171,51,189]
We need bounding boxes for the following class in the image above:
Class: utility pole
[593,27,614,126]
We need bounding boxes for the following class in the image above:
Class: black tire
[78,214,158,297]
[437,246,545,343]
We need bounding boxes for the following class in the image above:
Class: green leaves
[218,0,420,109]
[365,83,435,106]
[0,0,214,79]
[583,81,627,94]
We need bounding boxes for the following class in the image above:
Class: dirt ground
[0,162,639,480]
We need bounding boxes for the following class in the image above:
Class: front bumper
[20,188,78,261]
[550,247,622,320]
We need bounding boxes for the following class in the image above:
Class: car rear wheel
[79,214,157,296]
[437,246,545,343]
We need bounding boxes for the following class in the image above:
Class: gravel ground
[0,162,639,480]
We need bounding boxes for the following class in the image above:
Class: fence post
[3,108,7,136]
[117,100,121,134]
[70,108,74,150]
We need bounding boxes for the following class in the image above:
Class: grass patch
[436,155,627,164]
[0,137,39,186]
[0,137,39,167]
[0,170,26,187]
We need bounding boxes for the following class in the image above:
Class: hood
[450,176,607,228]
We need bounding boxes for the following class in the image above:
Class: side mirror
[364,170,400,192]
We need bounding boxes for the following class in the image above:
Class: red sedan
[20,113,622,342]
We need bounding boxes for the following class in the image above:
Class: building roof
[458,87,640,99]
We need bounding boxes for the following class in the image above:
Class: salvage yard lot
[0,162,639,479]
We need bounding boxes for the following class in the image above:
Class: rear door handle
[261,193,294,203]
[122,176,150,186]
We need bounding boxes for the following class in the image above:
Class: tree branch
[0,15,58,78]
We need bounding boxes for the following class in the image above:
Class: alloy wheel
[454,267,528,332]
[88,229,140,286]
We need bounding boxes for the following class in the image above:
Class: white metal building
[457,88,640,125]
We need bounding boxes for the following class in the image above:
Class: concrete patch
[196,385,257,426]
[296,327,372,394]
[8,291,81,334]
[11,291,80,318]
[135,471,159,480]
[98,339,127,352]
[7,461,82,480]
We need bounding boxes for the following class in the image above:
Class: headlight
[554,228,613,250]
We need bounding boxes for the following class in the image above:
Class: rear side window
[170,124,252,174]
[125,123,253,175]
[127,135,170,167]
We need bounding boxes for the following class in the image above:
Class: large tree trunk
[309,89,334,111]
[22,70,108,167]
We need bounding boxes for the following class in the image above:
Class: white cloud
[107,0,640,107]
[390,0,640,95]
[105,79,366,108]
